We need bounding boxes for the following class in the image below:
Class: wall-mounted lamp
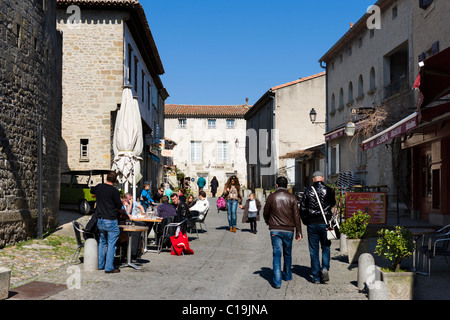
[309,108,325,124]
[345,121,356,136]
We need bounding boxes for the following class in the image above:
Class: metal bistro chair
[157,217,188,253]
[189,208,209,240]
[419,224,450,276]
[70,221,94,266]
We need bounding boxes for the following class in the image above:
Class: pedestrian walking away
[300,171,336,284]
[222,175,242,233]
[197,176,206,192]
[240,193,261,234]
[263,176,302,289]
[210,176,219,197]
[90,171,123,274]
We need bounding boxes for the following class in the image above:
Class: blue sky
[143,0,375,106]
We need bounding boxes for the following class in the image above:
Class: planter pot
[381,270,415,300]
[347,238,369,264]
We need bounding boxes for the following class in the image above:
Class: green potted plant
[374,226,415,300]
[339,210,371,264]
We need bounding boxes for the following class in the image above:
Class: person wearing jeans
[307,223,331,283]
[300,171,336,283]
[263,176,302,289]
[222,175,242,233]
[90,171,123,274]
[97,218,120,272]
[270,230,294,286]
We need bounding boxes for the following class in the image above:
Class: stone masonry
[56,9,127,173]
[0,0,63,248]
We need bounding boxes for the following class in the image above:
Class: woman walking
[240,193,261,234]
[210,176,219,197]
[222,175,242,232]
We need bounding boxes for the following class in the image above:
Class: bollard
[368,280,390,300]
[357,253,375,291]
[340,233,347,253]
[0,267,11,300]
[84,238,98,272]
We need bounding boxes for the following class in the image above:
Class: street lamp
[345,121,356,136]
[309,108,325,124]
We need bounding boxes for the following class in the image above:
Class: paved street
[40,198,366,301]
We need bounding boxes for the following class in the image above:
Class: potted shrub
[339,210,371,264]
[374,226,415,300]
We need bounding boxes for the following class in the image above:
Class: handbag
[311,187,340,240]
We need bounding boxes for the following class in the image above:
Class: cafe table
[130,215,163,253]
[118,224,149,270]
[409,228,436,275]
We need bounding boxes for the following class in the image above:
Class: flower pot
[381,270,415,300]
[347,238,369,264]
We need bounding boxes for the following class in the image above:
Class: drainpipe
[270,92,277,187]
[320,61,329,179]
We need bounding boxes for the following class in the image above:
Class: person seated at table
[123,193,146,261]
[140,182,156,211]
[170,193,192,233]
[178,188,187,203]
[156,196,178,218]
[152,187,164,204]
[186,194,196,208]
[189,191,209,220]
[123,193,145,217]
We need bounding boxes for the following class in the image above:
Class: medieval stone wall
[0,0,62,248]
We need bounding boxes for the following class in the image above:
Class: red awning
[415,46,450,107]
[361,112,419,151]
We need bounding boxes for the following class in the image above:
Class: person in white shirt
[189,191,209,220]
[240,193,262,234]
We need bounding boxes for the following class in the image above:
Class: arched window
[348,82,353,103]
[358,75,364,98]
[331,94,336,112]
[339,88,344,109]
[370,67,376,91]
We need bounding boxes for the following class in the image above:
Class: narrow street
[40,198,366,301]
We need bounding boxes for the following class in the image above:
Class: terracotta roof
[270,72,326,91]
[165,104,252,118]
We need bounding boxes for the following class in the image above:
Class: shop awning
[361,112,419,151]
[414,46,450,107]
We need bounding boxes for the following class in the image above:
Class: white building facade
[164,104,250,196]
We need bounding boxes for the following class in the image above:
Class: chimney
[245,98,249,105]
[350,22,354,29]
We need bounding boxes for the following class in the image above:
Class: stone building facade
[319,0,415,201]
[244,72,326,191]
[0,0,63,247]
[56,0,168,192]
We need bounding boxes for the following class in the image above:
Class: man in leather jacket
[300,171,336,284]
[263,176,302,289]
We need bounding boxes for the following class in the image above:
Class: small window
[178,119,187,129]
[190,141,202,162]
[419,0,433,10]
[370,29,375,38]
[16,24,22,48]
[226,119,235,129]
[392,6,398,19]
[358,37,363,48]
[207,119,216,129]
[80,139,89,161]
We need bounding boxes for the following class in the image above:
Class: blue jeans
[307,224,331,282]
[227,199,238,227]
[97,218,120,272]
[270,230,294,288]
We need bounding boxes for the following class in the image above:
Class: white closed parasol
[112,85,143,201]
